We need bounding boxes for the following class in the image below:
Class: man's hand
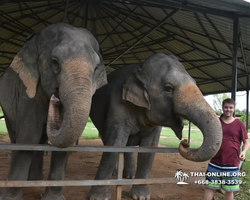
[239,151,246,161]
[240,139,250,161]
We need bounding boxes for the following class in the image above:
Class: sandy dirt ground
[0,136,223,200]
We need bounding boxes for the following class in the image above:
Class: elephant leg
[123,152,136,179]
[129,127,161,200]
[42,151,69,200]
[28,151,44,180]
[28,134,47,180]
[88,152,117,200]
[3,116,15,143]
[88,127,130,200]
[123,135,138,179]
[99,154,134,179]
[0,150,33,200]
[112,152,135,178]
[0,115,44,200]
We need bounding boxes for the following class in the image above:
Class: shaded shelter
[0,0,250,125]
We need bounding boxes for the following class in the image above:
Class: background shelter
[1,0,250,98]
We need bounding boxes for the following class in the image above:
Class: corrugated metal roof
[0,0,250,95]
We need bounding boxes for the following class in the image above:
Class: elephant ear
[10,33,39,98]
[122,66,151,110]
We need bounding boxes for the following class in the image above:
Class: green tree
[0,106,3,116]
[213,93,230,114]
[239,109,250,128]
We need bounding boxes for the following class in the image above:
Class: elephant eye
[52,58,60,74]
[164,84,173,93]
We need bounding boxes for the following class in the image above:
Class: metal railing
[0,143,200,200]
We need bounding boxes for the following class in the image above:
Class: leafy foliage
[240,111,250,128]
[0,106,3,116]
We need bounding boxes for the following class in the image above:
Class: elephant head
[122,53,222,162]
[9,23,107,148]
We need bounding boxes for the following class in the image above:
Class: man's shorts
[205,161,240,192]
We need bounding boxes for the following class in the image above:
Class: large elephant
[89,53,222,200]
[0,23,107,200]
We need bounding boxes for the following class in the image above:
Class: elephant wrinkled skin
[0,23,107,200]
[89,53,222,200]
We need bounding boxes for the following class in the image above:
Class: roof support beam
[1,2,76,52]
[162,22,250,52]
[105,2,250,53]
[188,61,223,71]
[102,1,154,61]
[118,6,244,71]
[107,9,178,66]
[0,0,11,6]
[22,2,48,27]
[100,5,138,45]
[127,0,239,18]
[0,51,16,55]
[102,2,170,58]
[198,72,247,88]
[203,13,233,53]
[198,0,250,17]
[165,31,246,74]
[66,2,81,24]
[138,6,176,55]
[0,54,13,60]
[166,35,232,90]
[49,1,87,23]
[0,11,34,33]
[104,37,174,58]
[163,9,197,49]
[176,49,196,57]
[113,3,174,57]
[239,22,249,128]
[231,17,239,102]
[0,2,66,31]
[104,4,241,90]
[63,0,69,22]
[84,0,89,28]
[3,1,65,16]
[194,12,220,58]
[27,2,79,28]
[131,8,229,89]
[125,7,247,78]
[0,63,9,66]
[0,24,28,38]
[247,84,249,130]
[100,6,134,64]
[181,58,235,63]
[239,26,249,76]
[0,37,22,47]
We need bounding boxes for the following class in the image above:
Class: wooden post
[116,152,124,200]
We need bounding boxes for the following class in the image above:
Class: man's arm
[239,139,250,161]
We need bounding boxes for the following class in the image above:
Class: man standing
[204,98,249,200]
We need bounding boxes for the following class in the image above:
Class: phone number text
[194,180,244,185]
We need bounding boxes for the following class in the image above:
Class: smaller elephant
[89,53,222,200]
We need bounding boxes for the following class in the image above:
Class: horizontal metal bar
[0,144,181,153]
[0,177,201,187]
[181,57,239,63]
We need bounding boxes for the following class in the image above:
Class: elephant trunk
[47,58,93,148]
[174,82,222,162]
